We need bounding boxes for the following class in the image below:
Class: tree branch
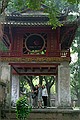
[24,76,34,89]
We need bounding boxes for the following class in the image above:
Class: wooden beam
[9,63,59,68]
[11,65,20,75]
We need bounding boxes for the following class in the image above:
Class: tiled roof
[0,12,50,26]
[0,11,79,26]
[1,21,49,26]
[6,14,49,21]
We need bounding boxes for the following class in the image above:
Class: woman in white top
[42,85,48,108]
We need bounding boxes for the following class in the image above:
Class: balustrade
[0,50,70,57]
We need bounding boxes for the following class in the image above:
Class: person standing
[42,85,48,108]
[37,84,42,108]
[32,85,38,108]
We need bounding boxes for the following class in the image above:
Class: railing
[0,50,70,57]
[60,50,70,57]
[47,50,70,57]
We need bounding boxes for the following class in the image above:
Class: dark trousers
[42,96,47,107]
[33,96,38,107]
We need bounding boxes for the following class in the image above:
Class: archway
[10,63,58,108]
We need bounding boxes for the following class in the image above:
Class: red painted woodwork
[9,63,59,76]
[2,27,62,56]
[0,16,78,75]
[2,25,77,58]
[0,50,70,57]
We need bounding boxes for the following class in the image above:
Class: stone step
[1,108,80,120]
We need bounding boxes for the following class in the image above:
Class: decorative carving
[0,57,70,62]
[23,33,47,54]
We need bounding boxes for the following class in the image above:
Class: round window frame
[25,34,45,53]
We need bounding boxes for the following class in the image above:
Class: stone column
[57,62,71,108]
[0,62,11,83]
[11,75,19,107]
[55,76,58,107]
[0,62,11,106]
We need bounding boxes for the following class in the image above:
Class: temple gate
[0,10,78,108]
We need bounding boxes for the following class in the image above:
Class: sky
[71,53,78,63]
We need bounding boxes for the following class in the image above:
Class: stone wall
[1,109,80,120]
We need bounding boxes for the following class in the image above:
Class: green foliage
[8,0,27,11]
[45,0,62,29]
[63,0,80,4]
[1,0,79,28]
[70,27,80,104]
[16,96,32,120]
[9,0,45,11]
[27,0,45,10]
[70,62,80,100]
[6,0,62,28]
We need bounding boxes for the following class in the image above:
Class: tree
[66,0,80,106]
[43,76,55,106]
[70,28,80,106]
[0,0,79,28]
[22,75,55,106]
[0,0,10,14]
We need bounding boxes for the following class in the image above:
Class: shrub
[16,96,32,120]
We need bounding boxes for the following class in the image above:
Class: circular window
[25,34,45,53]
